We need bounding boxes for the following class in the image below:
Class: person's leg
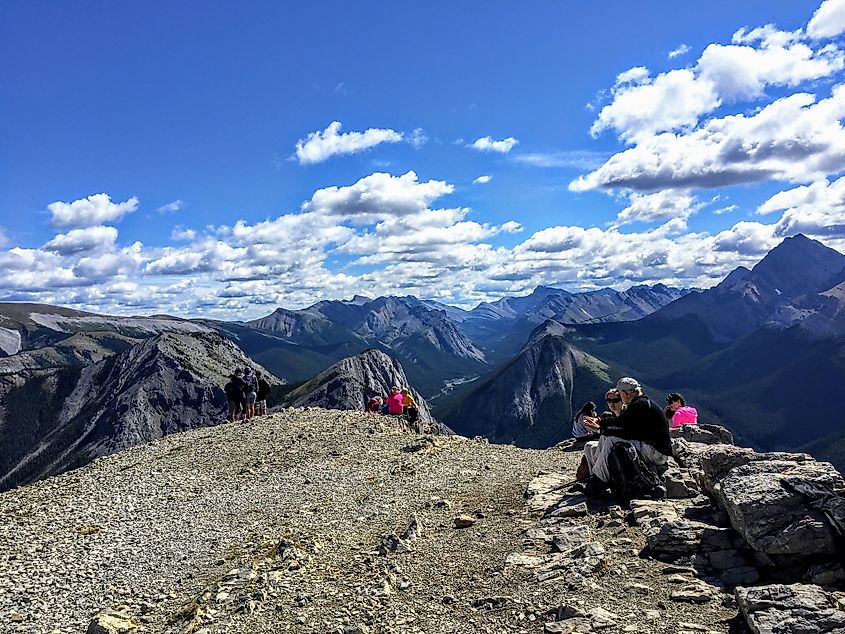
[589,436,625,483]
[227,400,237,423]
[583,440,600,470]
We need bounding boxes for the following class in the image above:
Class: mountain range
[3,233,845,489]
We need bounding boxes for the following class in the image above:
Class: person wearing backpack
[242,367,259,421]
[224,371,246,422]
[581,377,672,498]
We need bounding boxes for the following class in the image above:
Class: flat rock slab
[537,542,605,583]
[526,472,573,513]
[736,583,845,634]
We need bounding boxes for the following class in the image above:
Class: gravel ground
[0,409,741,633]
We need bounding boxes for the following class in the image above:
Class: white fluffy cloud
[301,171,454,222]
[759,177,845,240]
[615,191,697,226]
[572,87,845,192]
[44,226,118,255]
[49,194,139,228]
[590,19,843,143]
[295,121,403,164]
[473,175,492,184]
[808,0,845,38]
[469,136,519,153]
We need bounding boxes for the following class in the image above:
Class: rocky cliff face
[282,348,441,433]
[0,331,279,492]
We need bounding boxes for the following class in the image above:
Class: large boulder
[716,459,845,557]
[736,584,845,634]
[670,423,734,446]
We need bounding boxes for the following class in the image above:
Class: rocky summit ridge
[2,408,845,634]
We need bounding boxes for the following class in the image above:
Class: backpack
[605,441,664,504]
[224,380,242,401]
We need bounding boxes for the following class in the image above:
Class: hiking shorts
[244,391,257,404]
[227,400,241,416]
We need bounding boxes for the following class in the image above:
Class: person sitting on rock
[401,387,419,423]
[387,386,405,415]
[666,392,698,428]
[581,377,673,496]
[366,395,383,414]
[572,401,600,440]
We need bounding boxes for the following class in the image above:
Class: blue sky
[1,1,844,317]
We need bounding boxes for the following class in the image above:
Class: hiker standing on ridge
[224,370,246,422]
[242,367,258,421]
[256,371,271,416]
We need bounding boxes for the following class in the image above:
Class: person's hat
[616,377,641,392]
[234,369,243,375]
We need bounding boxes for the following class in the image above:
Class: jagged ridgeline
[0,305,281,492]
[279,348,448,434]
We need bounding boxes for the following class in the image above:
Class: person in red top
[366,395,382,414]
[387,386,405,415]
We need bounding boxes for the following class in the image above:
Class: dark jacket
[600,394,673,456]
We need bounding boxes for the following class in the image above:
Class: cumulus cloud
[44,226,118,255]
[668,44,691,59]
[615,191,697,226]
[301,171,454,222]
[572,87,845,192]
[808,0,845,39]
[759,177,845,240]
[294,121,403,164]
[469,136,519,153]
[157,200,184,213]
[49,193,139,228]
[473,175,492,184]
[590,19,843,142]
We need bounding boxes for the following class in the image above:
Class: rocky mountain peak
[283,348,442,433]
[750,233,845,298]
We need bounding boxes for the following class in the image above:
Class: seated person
[401,387,419,422]
[582,377,673,493]
[386,386,405,415]
[366,395,383,414]
[572,401,600,439]
[666,392,698,428]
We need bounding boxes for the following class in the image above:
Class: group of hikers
[224,367,271,422]
[570,377,699,501]
[365,386,420,423]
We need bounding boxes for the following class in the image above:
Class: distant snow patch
[0,327,21,355]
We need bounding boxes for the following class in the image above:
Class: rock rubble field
[1,410,845,633]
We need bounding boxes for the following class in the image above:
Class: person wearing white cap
[581,376,672,493]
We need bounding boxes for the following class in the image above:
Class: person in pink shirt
[666,392,698,428]
[387,386,405,415]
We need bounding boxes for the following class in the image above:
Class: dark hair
[575,401,597,418]
[666,392,686,406]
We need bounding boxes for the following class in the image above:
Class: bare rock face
[0,331,279,491]
[283,349,441,433]
[736,584,845,634]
